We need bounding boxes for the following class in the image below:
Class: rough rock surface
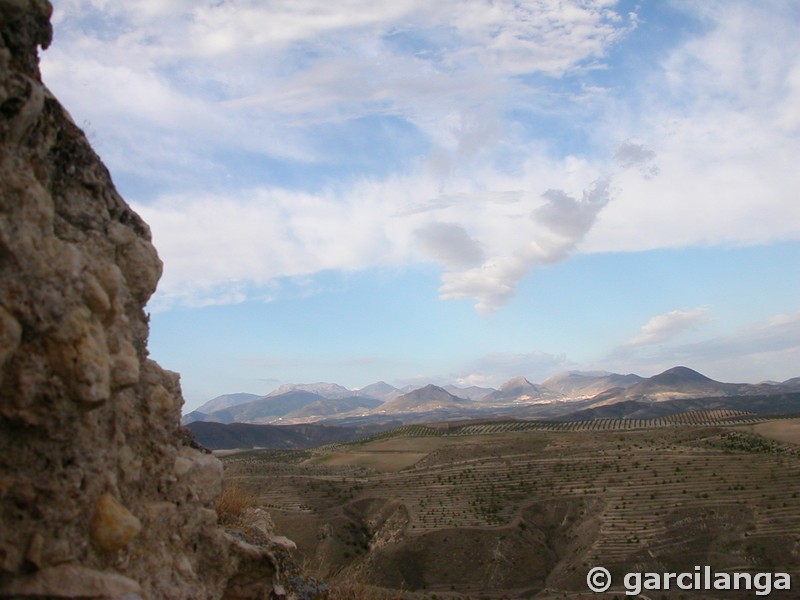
[0,2,307,598]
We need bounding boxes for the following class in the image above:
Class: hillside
[186,421,390,450]
[221,418,800,597]
[563,392,800,421]
[280,396,384,422]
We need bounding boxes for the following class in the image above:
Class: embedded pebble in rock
[110,339,140,389]
[90,493,142,553]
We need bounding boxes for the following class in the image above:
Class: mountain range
[183,366,800,428]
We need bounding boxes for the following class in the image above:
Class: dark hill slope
[186,421,390,450]
[562,392,800,421]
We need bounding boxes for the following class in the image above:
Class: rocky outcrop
[0,2,302,598]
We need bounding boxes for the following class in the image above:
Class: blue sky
[41,1,800,411]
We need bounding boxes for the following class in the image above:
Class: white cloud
[438,178,611,313]
[622,307,711,348]
[42,1,800,313]
[136,158,605,311]
[583,1,800,253]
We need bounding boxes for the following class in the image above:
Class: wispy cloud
[673,311,800,362]
[622,307,711,348]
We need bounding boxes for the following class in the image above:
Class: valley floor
[220,418,800,599]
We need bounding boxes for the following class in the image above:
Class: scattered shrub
[215,481,257,527]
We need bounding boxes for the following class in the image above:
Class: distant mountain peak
[499,376,535,391]
[443,384,495,401]
[376,384,468,413]
[195,392,262,415]
[409,384,450,395]
[267,382,353,399]
[651,366,715,384]
[482,376,559,403]
[357,381,398,394]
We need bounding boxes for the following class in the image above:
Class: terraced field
[220,417,800,598]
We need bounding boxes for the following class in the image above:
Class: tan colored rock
[83,271,112,315]
[175,447,224,504]
[24,531,44,570]
[90,493,142,552]
[266,535,297,552]
[0,564,142,599]
[0,2,301,597]
[110,338,140,389]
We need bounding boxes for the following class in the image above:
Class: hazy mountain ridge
[206,390,331,424]
[443,384,495,401]
[266,382,354,399]
[481,375,561,404]
[184,367,800,427]
[354,381,401,402]
[584,366,784,407]
[542,371,643,397]
[195,392,262,415]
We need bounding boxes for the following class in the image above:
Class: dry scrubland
[219,415,800,599]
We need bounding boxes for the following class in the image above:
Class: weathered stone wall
[0,2,279,598]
